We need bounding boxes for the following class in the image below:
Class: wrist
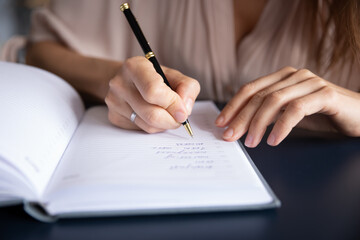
[81,57,122,103]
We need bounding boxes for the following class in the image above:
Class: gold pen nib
[183,120,194,138]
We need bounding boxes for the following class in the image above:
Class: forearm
[26,41,122,104]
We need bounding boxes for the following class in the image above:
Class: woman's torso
[29,0,360,101]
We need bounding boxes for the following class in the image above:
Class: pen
[120,2,194,137]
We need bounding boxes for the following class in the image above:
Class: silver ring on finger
[130,111,137,123]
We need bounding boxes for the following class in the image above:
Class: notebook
[0,61,280,222]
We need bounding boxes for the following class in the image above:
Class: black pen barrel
[120,2,194,136]
[147,56,171,87]
[122,8,152,54]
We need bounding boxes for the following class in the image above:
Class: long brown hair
[305,0,360,72]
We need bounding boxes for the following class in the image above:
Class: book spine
[23,201,58,222]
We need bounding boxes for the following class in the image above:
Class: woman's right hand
[105,56,200,133]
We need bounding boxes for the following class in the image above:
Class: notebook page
[43,101,273,215]
[0,62,84,198]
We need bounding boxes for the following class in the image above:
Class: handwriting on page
[152,141,230,171]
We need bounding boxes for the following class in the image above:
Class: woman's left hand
[215,66,360,147]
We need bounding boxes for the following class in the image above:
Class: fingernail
[174,111,187,123]
[185,98,193,115]
[223,128,234,139]
[267,133,276,146]
[245,134,253,147]
[215,116,224,126]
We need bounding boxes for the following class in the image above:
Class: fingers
[245,77,327,147]
[267,86,337,146]
[128,89,182,130]
[220,68,316,142]
[163,67,200,115]
[216,66,340,147]
[216,66,297,127]
[108,107,140,130]
[124,57,189,123]
[106,72,180,131]
[106,94,169,134]
[106,56,199,133]
[106,94,165,133]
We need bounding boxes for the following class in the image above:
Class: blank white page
[44,101,273,215]
[0,62,84,198]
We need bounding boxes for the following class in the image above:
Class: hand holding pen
[105,3,200,135]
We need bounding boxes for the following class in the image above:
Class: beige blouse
[29,0,360,102]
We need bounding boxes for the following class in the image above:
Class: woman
[26,0,360,147]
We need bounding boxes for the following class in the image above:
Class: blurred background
[0,0,47,52]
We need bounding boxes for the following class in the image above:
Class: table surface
[1,132,359,240]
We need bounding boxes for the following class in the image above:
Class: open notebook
[0,62,280,222]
